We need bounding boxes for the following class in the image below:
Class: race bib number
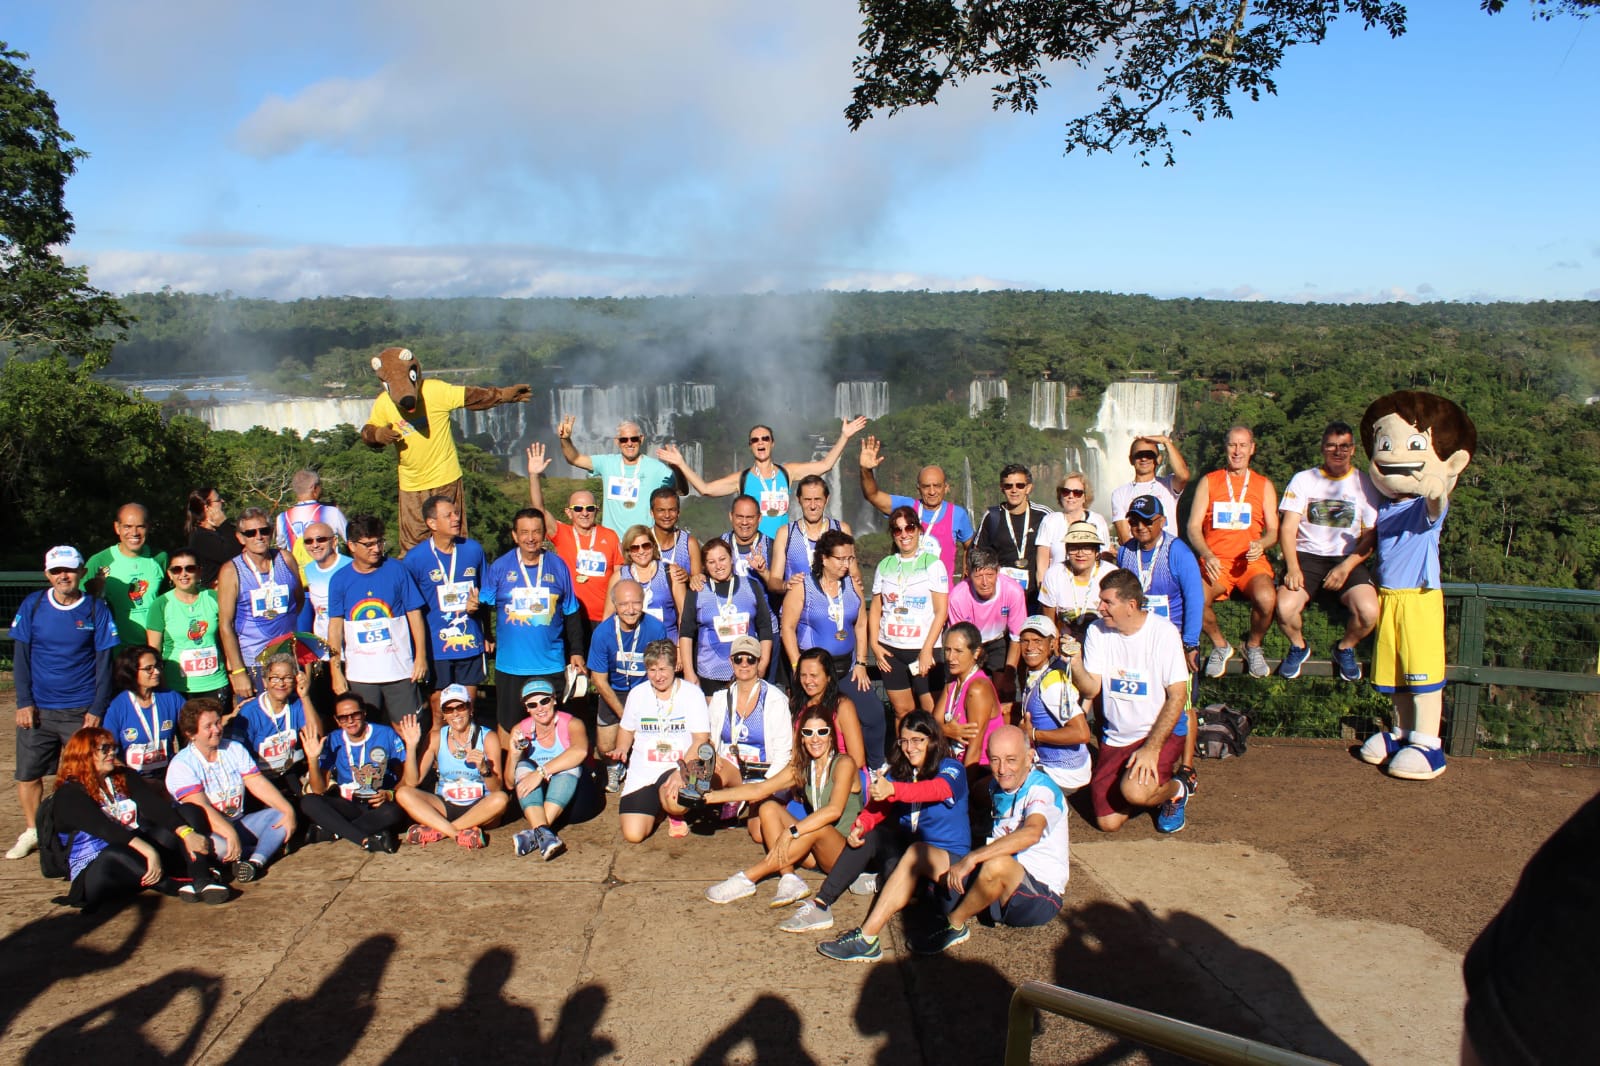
[1000,565,1030,590]
[760,488,789,518]
[649,739,678,763]
[1108,671,1151,698]
[250,582,290,620]
[575,549,608,578]
[179,647,219,679]
[258,729,297,771]
[1211,502,1253,530]
[437,581,471,613]
[713,609,750,642]
[354,617,392,646]
[125,742,167,772]
[1144,594,1171,618]
[210,783,244,820]
[510,586,554,622]
[616,650,644,678]
[643,603,665,623]
[104,797,138,827]
[338,782,359,801]
[441,777,485,804]
[607,476,641,508]
[884,618,927,643]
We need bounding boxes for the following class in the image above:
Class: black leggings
[816,822,915,908]
[69,825,217,911]
[300,792,407,845]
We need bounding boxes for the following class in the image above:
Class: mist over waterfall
[968,378,1008,418]
[1063,381,1179,518]
[1029,382,1069,430]
[836,381,889,421]
[547,383,714,474]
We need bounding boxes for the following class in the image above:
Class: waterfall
[549,382,715,458]
[1029,381,1069,430]
[452,404,528,455]
[835,381,889,421]
[1063,381,1179,520]
[968,378,1009,418]
[196,398,372,436]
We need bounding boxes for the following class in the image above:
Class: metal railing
[1005,980,1336,1065]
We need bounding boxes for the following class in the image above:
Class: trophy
[355,748,389,797]
[676,742,718,809]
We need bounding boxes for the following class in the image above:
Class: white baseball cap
[439,684,472,708]
[45,546,83,570]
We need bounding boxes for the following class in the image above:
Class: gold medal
[623,500,636,509]
[835,630,846,641]
[577,574,589,584]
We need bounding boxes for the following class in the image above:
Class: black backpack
[35,792,69,880]
[1197,703,1255,760]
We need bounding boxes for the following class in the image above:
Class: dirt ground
[0,690,1592,1065]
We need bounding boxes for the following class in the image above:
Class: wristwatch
[788,824,801,840]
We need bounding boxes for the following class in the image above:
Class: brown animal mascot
[1358,391,1476,780]
[361,347,532,550]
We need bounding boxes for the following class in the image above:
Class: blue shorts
[989,868,1063,927]
[434,654,486,688]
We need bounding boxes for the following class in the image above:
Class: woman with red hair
[52,727,227,910]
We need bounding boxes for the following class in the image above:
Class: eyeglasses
[265,674,295,684]
[95,743,119,755]
[730,653,759,666]
[1323,442,1355,452]
[749,434,772,444]
[1059,487,1085,498]
[898,735,930,748]
[570,504,597,513]
[138,663,162,673]
[1131,452,1158,462]
[1002,481,1029,490]
[353,539,385,550]
[239,527,271,538]
[617,435,642,444]
[523,696,554,709]
[829,554,855,565]
[628,543,654,553]
[334,712,363,724]
[798,727,832,738]
[207,497,224,506]
[304,535,332,545]
[167,564,198,574]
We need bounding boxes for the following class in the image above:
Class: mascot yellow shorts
[1373,587,1446,694]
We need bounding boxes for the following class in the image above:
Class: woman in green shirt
[146,549,231,711]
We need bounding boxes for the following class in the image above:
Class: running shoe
[912,921,971,955]
[455,827,486,849]
[1204,644,1234,678]
[1333,645,1363,682]
[233,859,263,882]
[1155,794,1188,835]
[818,927,883,962]
[6,827,38,860]
[1278,643,1311,679]
[199,881,231,905]
[514,828,539,857]
[706,871,758,904]
[667,816,689,838]
[406,824,445,846]
[605,762,625,794]
[770,873,812,908]
[778,901,834,933]
[847,872,878,896]
[1244,645,1270,678]
[536,827,566,861]
[177,883,199,903]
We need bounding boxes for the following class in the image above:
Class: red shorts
[1209,554,1275,600]
[1088,732,1184,818]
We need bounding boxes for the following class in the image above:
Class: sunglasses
[95,743,119,755]
[1131,452,1158,462]
[569,504,597,514]
[239,527,271,538]
[1059,487,1085,497]
[168,564,198,574]
[891,525,919,535]
[47,568,75,576]
[1323,442,1355,452]
[1002,481,1029,490]
[617,435,642,444]
[304,535,332,545]
[335,712,364,724]
[628,543,654,552]
[730,653,759,666]
[1127,516,1155,527]
[798,727,832,738]
[749,435,772,444]
[523,696,554,709]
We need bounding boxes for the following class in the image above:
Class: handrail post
[1451,585,1486,758]
[1004,988,1038,1066]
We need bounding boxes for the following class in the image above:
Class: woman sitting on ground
[101,644,186,784]
[165,696,298,883]
[778,710,970,937]
[298,693,411,853]
[706,635,792,842]
[507,679,588,861]
[701,704,862,912]
[395,686,507,849]
[788,648,867,774]
[228,652,317,800]
[52,727,227,909]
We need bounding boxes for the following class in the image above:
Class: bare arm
[1158,435,1190,493]
[780,579,804,669]
[656,444,738,497]
[556,415,594,472]
[1253,480,1281,557]
[1278,510,1304,588]
[787,417,869,478]
[1185,474,1213,560]
[858,436,893,514]
[526,442,549,511]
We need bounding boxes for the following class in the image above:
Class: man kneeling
[818,726,1068,961]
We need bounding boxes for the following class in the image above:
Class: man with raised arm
[657,417,868,539]
[858,436,974,580]
[556,416,680,538]
[1185,426,1279,679]
[1110,435,1191,545]
[526,442,625,626]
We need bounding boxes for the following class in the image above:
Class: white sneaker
[770,872,812,908]
[1204,644,1234,678]
[847,872,878,896]
[6,827,38,860]
[705,871,757,904]
[778,900,834,933]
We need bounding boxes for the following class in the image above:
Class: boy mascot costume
[1358,391,1477,780]
[361,347,531,551]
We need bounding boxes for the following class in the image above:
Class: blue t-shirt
[102,689,186,774]
[328,558,426,625]
[10,590,120,711]
[587,614,669,695]
[482,549,580,675]
[402,536,488,661]
[319,723,407,790]
[591,453,678,537]
[1376,496,1446,590]
[228,694,311,773]
[896,757,971,858]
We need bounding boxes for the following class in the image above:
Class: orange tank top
[1200,468,1271,560]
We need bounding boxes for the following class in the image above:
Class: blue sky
[7,1,1598,302]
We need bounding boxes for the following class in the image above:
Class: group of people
[8,411,1382,962]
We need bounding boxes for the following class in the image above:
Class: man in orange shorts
[1185,426,1279,679]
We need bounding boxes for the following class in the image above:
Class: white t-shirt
[872,552,949,650]
[1036,510,1111,571]
[165,740,258,822]
[1081,614,1189,747]
[989,767,1070,894]
[1279,467,1379,559]
[619,679,711,796]
[1110,475,1180,524]
[1039,559,1118,622]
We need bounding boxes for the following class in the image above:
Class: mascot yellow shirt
[367,379,468,491]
